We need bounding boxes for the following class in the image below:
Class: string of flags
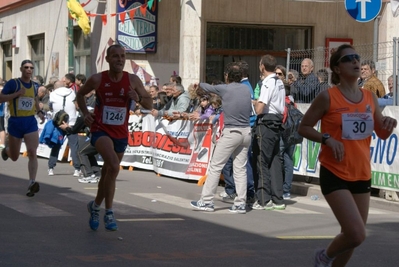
[67,0,161,35]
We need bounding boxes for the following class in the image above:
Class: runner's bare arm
[372,93,397,139]
[298,90,330,142]
[77,74,101,114]
[34,96,45,123]
[76,73,101,126]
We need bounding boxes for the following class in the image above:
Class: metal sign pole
[393,37,398,106]
[285,48,291,82]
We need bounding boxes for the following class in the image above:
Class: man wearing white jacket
[48,80,80,176]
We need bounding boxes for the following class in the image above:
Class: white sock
[92,201,100,210]
[320,249,334,263]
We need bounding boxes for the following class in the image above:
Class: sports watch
[321,133,331,145]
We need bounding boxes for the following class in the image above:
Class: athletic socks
[92,201,101,211]
[105,208,113,214]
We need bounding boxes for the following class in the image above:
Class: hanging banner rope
[78,0,161,27]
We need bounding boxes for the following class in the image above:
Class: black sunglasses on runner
[338,54,360,63]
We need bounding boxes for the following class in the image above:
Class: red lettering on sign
[128,130,192,155]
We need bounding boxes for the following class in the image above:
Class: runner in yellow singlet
[0,60,45,197]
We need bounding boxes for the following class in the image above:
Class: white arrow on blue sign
[345,0,382,22]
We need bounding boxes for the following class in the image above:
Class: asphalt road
[1,156,398,267]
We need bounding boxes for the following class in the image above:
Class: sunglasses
[275,72,283,76]
[338,54,360,63]
[24,66,34,69]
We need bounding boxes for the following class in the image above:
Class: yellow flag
[67,0,91,35]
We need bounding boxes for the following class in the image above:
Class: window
[206,23,312,52]
[1,41,12,81]
[73,27,91,77]
[29,34,45,78]
[205,23,313,86]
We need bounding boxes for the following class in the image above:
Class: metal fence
[285,39,399,105]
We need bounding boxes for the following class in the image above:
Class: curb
[291,180,399,213]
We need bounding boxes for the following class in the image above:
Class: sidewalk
[291,176,399,213]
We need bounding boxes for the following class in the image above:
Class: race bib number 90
[341,113,374,140]
[18,97,34,111]
[102,106,126,125]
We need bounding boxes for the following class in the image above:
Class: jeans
[280,138,295,194]
[67,133,81,170]
[222,157,235,195]
[48,144,61,169]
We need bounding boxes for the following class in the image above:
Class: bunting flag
[101,14,107,25]
[148,0,155,10]
[129,9,135,21]
[67,0,160,31]
[392,0,399,17]
[140,3,148,16]
[67,0,91,34]
[119,12,126,24]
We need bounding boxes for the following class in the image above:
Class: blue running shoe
[87,201,100,231]
[104,211,118,231]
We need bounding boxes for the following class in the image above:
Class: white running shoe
[219,191,229,198]
[48,168,54,176]
[78,176,99,184]
[73,170,82,177]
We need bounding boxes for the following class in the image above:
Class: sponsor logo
[346,113,370,120]
[129,131,192,155]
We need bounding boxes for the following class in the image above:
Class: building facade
[1,0,394,89]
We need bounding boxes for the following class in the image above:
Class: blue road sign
[345,0,382,23]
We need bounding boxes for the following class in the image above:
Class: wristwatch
[321,133,331,145]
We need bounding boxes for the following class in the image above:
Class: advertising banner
[31,105,399,192]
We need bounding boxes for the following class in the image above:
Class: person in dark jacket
[291,58,320,103]
[59,109,100,183]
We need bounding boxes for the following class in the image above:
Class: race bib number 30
[102,106,126,125]
[341,113,374,140]
[18,97,34,111]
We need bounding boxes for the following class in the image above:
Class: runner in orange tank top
[298,44,397,267]
[319,86,375,182]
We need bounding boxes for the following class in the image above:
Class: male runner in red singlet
[76,44,152,231]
